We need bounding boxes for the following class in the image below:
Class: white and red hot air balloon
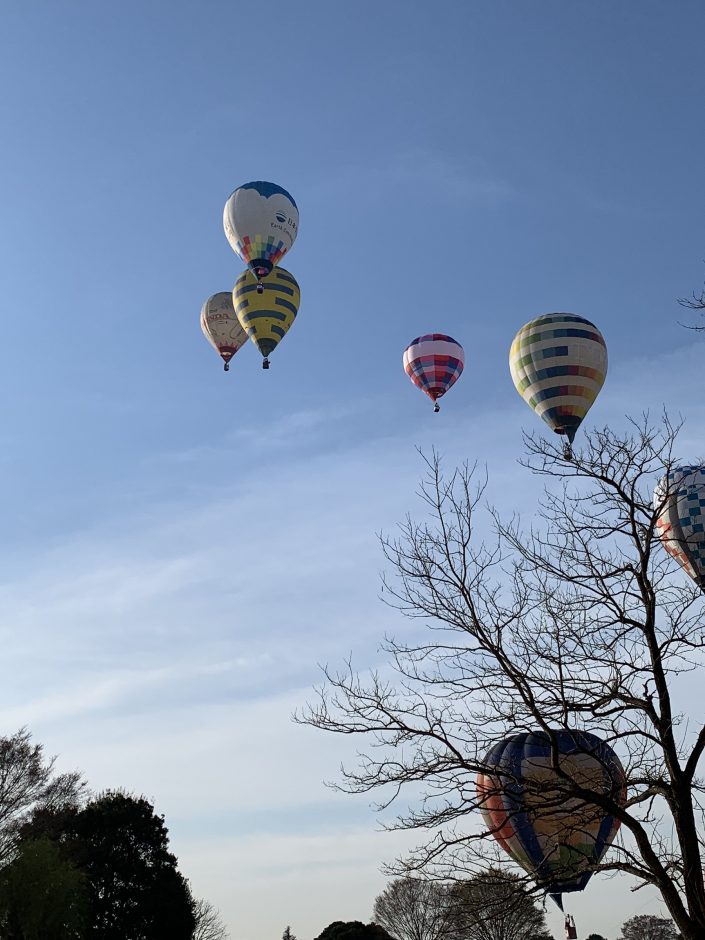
[403,333,464,412]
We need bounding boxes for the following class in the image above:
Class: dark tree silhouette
[300,420,705,939]
[21,790,196,939]
[315,921,396,940]
[0,837,86,939]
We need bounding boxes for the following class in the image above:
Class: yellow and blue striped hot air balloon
[509,313,607,457]
[232,266,300,369]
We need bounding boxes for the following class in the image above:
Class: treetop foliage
[315,921,397,940]
[19,789,196,939]
[620,914,679,940]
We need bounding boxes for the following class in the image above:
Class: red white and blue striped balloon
[403,334,464,410]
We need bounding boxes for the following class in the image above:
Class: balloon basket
[256,282,264,294]
[563,442,573,460]
[262,358,270,370]
[224,362,229,372]
[433,403,440,413]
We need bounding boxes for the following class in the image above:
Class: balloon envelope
[476,730,625,908]
[509,314,607,444]
[654,465,705,590]
[200,292,248,368]
[232,266,300,362]
[223,181,298,279]
[403,334,464,406]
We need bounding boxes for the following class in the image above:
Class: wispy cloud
[0,340,702,940]
[305,147,514,209]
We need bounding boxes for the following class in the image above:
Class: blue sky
[1,2,705,937]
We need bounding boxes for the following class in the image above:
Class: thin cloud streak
[0,341,701,938]
[305,148,514,209]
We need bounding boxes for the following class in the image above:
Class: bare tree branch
[297,418,705,939]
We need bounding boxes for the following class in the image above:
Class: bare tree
[678,263,705,327]
[620,914,678,940]
[373,878,455,940]
[193,898,229,940]
[299,418,705,939]
[0,728,83,865]
[449,869,551,940]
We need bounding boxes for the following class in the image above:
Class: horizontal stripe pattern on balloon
[403,334,464,404]
[233,267,300,360]
[509,313,607,443]
[476,730,625,907]
[654,465,705,590]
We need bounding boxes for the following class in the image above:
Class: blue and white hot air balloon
[223,181,299,289]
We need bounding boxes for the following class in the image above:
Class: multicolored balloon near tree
[233,266,300,369]
[200,292,248,371]
[654,465,705,590]
[223,181,299,287]
[509,314,607,456]
[476,730,625,910]
[403,334,464,412]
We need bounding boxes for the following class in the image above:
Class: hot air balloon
[476,730,625,910]
[403,334,464,412]
[232,266,300,369]
[223,181,298,292]
[654,465,705,590]
[509,314,607,458]
[200,292,249,372]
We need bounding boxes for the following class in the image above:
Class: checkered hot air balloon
[654,465,705,590]
[200,292,249,372]
[476,730,626,911]
[509,314,607,456]
[223,181,298,288]
[403,334,464,412]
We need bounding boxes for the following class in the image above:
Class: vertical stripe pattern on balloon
[476,730,625,905]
